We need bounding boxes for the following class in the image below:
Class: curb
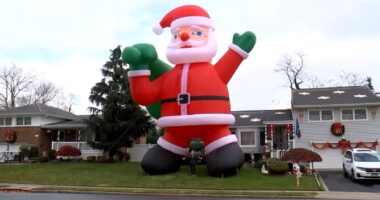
[1,184,318,198]
[315,171,329,191]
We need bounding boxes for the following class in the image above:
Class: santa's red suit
[128,45,248,156]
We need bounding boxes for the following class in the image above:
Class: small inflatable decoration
[122,5,256,176]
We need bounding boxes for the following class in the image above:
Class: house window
[341,108,367,120]
[309,110,320,121]
[309,110,333,121]
[240,131,255,146]
[342,109,353,120]
[16,117,32,125]
[0,117,12,126]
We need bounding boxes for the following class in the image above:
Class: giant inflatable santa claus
[123,5,256,176]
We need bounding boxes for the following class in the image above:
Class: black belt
[161,94,230,105]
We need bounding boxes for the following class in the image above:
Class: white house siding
[234,127,261,154]
[294,106,380,169]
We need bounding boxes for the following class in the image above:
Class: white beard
[166,31,217,64]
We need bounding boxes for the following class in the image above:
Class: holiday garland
[311,139,378,154]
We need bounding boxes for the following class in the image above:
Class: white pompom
[153,25,163,35]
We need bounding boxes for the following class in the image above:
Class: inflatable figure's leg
[141,144,183,175]
[141,128,191,175]
[202,126,244,177]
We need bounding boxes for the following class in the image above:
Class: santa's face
[166,25,217,64]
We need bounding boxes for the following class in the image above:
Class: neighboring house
[230,109,294,159]
[0,104,102,162]
[291,86,380,169]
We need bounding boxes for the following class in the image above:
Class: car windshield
[354,153,380,162]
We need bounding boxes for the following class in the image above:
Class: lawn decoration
[122,5,256,176]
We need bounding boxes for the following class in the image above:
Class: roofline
[230,125,265,128]
[0,113,78,120]
[41,124,87,129]
[262,120,294,125]
[232,108,291,112]
[293,102,380,109]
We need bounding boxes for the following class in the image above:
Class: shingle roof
[41,115,89,129]
[292,86,380,108]
[231,109,293,127]
[0,104,79,120]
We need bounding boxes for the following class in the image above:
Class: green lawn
[0,162,320,191]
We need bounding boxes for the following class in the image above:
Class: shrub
[255,158,279,168]
[39,156,49,163]
[87,156,96,162]
[48,150,56,160]
[19,144,38,161]
[56,145,81,157]
[255,158,288,175]
[122,152,131,162]
[268,160,289,175]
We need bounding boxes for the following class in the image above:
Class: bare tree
[17,80,60,106]
[305,76,325,88]
[0,64,35,109]
[275,52,306,90]
[53,92,77,112]
[333,71,366,87]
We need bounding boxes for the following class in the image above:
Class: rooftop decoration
[354,94,367,98]
[333,90,345,94]
[318,96,330,100]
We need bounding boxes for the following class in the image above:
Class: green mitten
[122,43,158,70]
[232,31,256,53]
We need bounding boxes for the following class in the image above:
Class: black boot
[141,145,183,175]
[206,142,244,177]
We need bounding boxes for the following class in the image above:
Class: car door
[343,151,353,174]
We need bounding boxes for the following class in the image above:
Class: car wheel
[351,169,356,182]
[343,165,348,178]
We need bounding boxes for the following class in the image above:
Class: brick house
[0,104,102,162]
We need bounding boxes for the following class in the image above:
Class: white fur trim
[153,24,163,35]
[171,16,215,32]
[157,137,188,156]
[229,44,249,59]
[157,114,235,128]
[127,70,151,77]
[204,135,238,155]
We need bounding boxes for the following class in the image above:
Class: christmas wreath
[331,122,345,136]
[4,130,17,143]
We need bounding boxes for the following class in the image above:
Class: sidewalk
[1,183,380,199]
[316,191,380,200]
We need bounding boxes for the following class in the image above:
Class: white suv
[343,148,380,181]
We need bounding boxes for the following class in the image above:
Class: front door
[273,126,288,151]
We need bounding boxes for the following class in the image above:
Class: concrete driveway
[319,170,380,193]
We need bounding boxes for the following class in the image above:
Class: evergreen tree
[87,46,156,158]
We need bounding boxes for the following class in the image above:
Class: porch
[265,123,294,159]
[51,141,103,159]
[42,120,104,159]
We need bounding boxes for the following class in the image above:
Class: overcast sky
[1,0,379,114]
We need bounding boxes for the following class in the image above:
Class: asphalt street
[319,171,380,193]
[0,193,319,200]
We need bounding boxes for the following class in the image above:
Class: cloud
[1,0,380,115]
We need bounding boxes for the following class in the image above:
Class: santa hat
[153,5,215,35]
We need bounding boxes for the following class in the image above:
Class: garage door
[313,148,343,169]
